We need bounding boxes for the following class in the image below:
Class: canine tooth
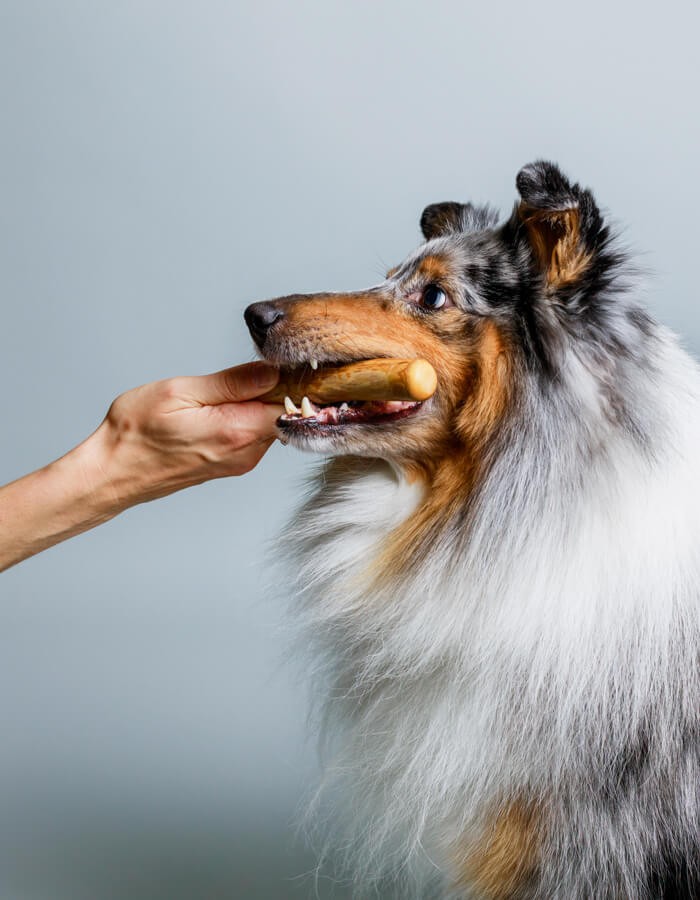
[310,358,318,370]
[339,402,349,412]
[284,396,300,415]
[301,396,314,418]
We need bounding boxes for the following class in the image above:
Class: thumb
[180,362,280,406]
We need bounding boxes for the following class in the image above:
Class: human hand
[0,362,283,572]
[88,362,283,508]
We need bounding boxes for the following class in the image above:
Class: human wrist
[35,428,126,537]
[72,419,146,517]
[78,414,200,510]
[0,428,126,572]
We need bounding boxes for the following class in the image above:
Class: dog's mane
[278,201,700,898]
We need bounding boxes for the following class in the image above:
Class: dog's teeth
[284,396,300,416]
[301,396,314,418]
[310,359,318,370]
[339,402,349,412]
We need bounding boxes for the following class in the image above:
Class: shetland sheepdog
[244,162,700,899]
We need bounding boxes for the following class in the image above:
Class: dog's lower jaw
[274,402,441,461]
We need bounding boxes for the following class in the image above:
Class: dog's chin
[276,399,428,456]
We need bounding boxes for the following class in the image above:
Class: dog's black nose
[244,301,285,347]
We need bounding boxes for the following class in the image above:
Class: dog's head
[245,161,627,471]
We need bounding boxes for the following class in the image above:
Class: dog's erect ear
[515,161,603,289]
[420,202,465,239]
[420,202,497,240]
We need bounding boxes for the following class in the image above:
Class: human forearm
[0,432,123,572]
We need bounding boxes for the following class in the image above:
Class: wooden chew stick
[260,358,437,405]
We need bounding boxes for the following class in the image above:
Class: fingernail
[252,363,279,389]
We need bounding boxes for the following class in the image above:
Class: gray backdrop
[1,2,698,898]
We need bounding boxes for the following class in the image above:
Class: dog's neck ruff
[282,325,700,896]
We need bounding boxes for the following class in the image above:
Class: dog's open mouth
[278,397,422,432]
[271,358,427,432]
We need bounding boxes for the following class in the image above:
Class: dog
[244,162,700,899]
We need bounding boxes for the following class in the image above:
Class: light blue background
[1,2,698,897]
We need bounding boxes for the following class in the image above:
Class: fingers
[210,405,280,476]
[179,362,280,407]
[215,400,285,444]
[234,437,276,476]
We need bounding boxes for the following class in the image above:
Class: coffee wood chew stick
[261,358,437,405]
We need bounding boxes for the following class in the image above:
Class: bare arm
[0,362,282,573]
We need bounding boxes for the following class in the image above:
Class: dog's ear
[420,202,496,240]
[420,202,465,239]
[514,161,603,290]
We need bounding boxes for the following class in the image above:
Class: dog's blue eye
[422,284,447,310]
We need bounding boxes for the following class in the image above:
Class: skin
[0,362,283,573]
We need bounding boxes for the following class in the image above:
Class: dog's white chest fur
[284,337,700,896]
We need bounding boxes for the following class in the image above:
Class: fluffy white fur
[281,321,700,898]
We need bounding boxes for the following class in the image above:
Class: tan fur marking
[454,802,542,899]
[520,205,592,289]
[374,320,512,583]
[456,321,509,445]
[281,293,435,362]
[417,255,451,284]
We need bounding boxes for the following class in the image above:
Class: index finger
[179,362,280,406]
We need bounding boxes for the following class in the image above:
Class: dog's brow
[417,255,451,283]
